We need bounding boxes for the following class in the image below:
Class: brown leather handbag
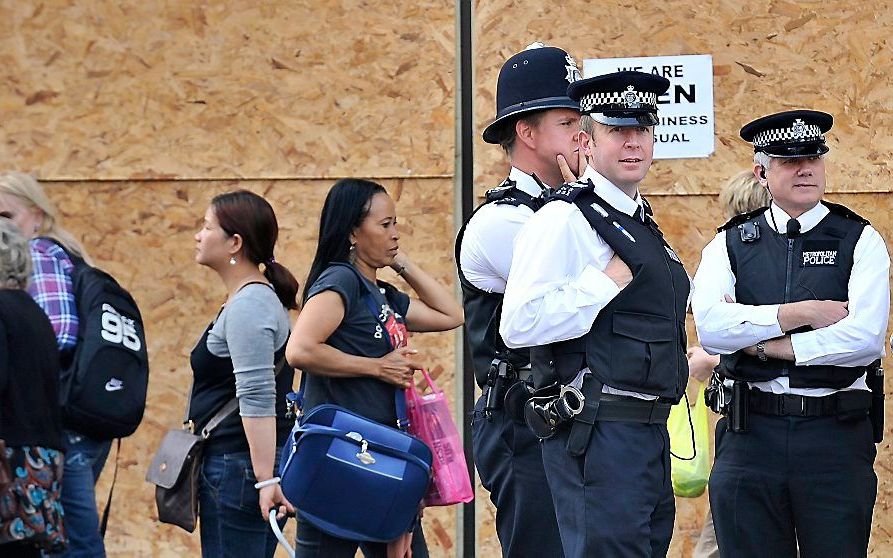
[145,396,238,532]
[145,358,287,532]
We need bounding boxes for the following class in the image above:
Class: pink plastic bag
[405,369,474,507]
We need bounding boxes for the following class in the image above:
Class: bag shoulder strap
[187,356,289,437]
[300,263,409,429]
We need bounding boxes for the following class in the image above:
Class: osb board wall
[43,177,459,557]
[46,184,893,558]
[0,1,455,180]
[474,0,892,196]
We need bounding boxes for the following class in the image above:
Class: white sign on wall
[583,54,715,159]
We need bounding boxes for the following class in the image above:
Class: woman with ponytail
[191,189,298,557]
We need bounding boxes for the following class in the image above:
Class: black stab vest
[456,179,542,388]
[533,182,690,401]
[719,202,868,388]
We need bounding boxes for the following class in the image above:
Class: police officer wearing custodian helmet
[501,70,690,558]
[692,110,890,557]
[460,42,583,557]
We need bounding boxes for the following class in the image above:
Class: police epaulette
[717,206,768,233]
[545,179,594,204]
[822,200,870,225]
[484,178,517,202]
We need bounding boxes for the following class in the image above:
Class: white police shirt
[459,167,546,293]
[500,165,654,399]
[691,201,889,396]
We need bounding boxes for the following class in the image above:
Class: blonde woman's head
[718,170,771,219]
[0,171,87,259]
[0,217,33,289]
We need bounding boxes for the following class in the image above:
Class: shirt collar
[508,167,548,198]
[765,202,828,234]
[579,165,643,218]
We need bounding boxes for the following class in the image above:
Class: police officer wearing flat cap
[459,42,582,558]
[692,110,889,557]
[501,71,689,558]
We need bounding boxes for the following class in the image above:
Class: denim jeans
[199,452,281,558]
[50,430,112,558]
[295,519,429,558]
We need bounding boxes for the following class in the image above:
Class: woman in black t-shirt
[287,178,464,558]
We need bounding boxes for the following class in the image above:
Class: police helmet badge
[565,54,582,84]
[791,119,806,139]
[623,85,640,109]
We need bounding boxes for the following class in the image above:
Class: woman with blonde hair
[0,171,109,558]
[717,169,771,220]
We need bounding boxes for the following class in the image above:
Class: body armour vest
[534,181,690,401]
[719,202,868,388]
[456,179,542,388]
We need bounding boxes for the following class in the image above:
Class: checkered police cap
[567,71,670,127]
[740,110,833,158]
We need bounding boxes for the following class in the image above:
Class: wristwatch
[756,341,768,362]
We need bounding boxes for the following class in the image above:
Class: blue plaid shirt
[28,238,79,352]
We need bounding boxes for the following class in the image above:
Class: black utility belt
[595,394,673,424]
[748,389,871,418]
[524,386,673,443]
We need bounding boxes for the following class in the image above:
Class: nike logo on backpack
[105,378,124,392]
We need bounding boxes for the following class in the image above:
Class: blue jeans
[199,452,280,558]
[51,431,112,558]
[295,519,428,558]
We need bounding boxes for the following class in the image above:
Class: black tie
[786,218,801,238]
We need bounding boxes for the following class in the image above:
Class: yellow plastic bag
[668,383,710,498]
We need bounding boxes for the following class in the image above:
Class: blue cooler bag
[279,399,433,542]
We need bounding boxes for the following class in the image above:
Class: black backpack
[50,243,149,440]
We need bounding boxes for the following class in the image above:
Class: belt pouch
[566,377,603,457]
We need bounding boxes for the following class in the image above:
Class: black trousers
[710,414,877,558]
[541,420,675,558]
[472,395,564,558]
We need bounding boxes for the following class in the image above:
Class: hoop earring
[229,256,236,266]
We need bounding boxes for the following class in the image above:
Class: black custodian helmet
[482,43,582,144]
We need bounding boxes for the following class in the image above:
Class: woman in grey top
[190,190,299,558]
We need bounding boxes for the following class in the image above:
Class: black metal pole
[458,1,476,557]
